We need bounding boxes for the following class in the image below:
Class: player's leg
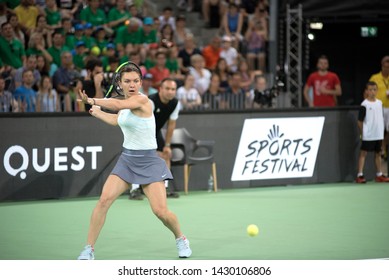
[142,181,181,236]
[78,175,129,259]
[87,175,129,244]
[142,181,191,257]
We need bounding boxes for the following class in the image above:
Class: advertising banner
[0,115,122,201]
[231,117,325,181]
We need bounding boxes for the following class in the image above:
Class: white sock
[357,173,363,177]
[376,172,383,177]
[131,184,140,191]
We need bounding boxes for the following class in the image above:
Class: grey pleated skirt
[111,148,173,185]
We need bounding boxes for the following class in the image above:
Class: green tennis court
[0,183,388,260]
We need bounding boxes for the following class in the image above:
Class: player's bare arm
[79,90,151,116]
[89,105,119,126]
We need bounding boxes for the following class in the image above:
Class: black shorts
[361,140,382,152]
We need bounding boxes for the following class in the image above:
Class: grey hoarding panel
[0,114,122,201]
[0,108,373,201]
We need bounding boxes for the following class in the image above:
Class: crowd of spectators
[0,0,271,113]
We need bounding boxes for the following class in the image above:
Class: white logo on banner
[231,117,325,181]
[3,145,103,180]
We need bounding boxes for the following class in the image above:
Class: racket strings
[105,61,142,98]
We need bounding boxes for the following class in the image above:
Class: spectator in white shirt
[220,35,239,73]
[189,54,212,96]
[158,6,176,31]
[177,73,202,110]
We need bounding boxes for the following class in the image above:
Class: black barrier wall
[0,108,373,201]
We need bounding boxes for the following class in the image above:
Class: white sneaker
[176,236,192,258]
[77,245,95,260]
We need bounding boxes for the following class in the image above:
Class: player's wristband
[165,143,171,147]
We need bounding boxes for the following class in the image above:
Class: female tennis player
[77,62,192,260]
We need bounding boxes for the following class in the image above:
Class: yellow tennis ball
[91,46,101,56]
[247,224,259,237]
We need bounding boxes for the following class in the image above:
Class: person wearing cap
[140,17,158,62]
[82,23,98,50]
[101,43,117,71]
[73,41,87,70]
[80,0,107,27]
[94,26,108,51]
[141,73,158,96]
[65,23,85,50]
[142,17,158,44]
[107,0,131,32]
[219,34,239,72]
[369,56,389,155]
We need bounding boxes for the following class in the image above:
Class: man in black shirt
[82,58,104,111]
[130,78,181,199]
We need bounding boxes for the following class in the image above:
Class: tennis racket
[104,61,143,98]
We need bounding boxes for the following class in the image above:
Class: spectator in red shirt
[148,51,171,89]
[202,36,222,71]
[303,55,342,107]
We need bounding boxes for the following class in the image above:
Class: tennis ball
[247,224,259,237]
[91,46,101,56]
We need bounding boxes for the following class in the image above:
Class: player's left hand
[78,89,90,104]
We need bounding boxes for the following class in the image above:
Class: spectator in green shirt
[25,31,53,64]
[80,0,107,28]
[65,23,85,50]
[83,23,97,50]
[0,22,25,69]
[44,0,61,29]
[141,17,158,44]
[115,17,143,57]
[101,43,117,71]
[107,0,131,32]
[94,26,109,52]
[73,41,87,70]
[47,30,70,67]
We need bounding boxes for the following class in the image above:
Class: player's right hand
[89,105,101,116]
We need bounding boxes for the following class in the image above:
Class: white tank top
[117,107,157,150]
[361,99,384,141]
